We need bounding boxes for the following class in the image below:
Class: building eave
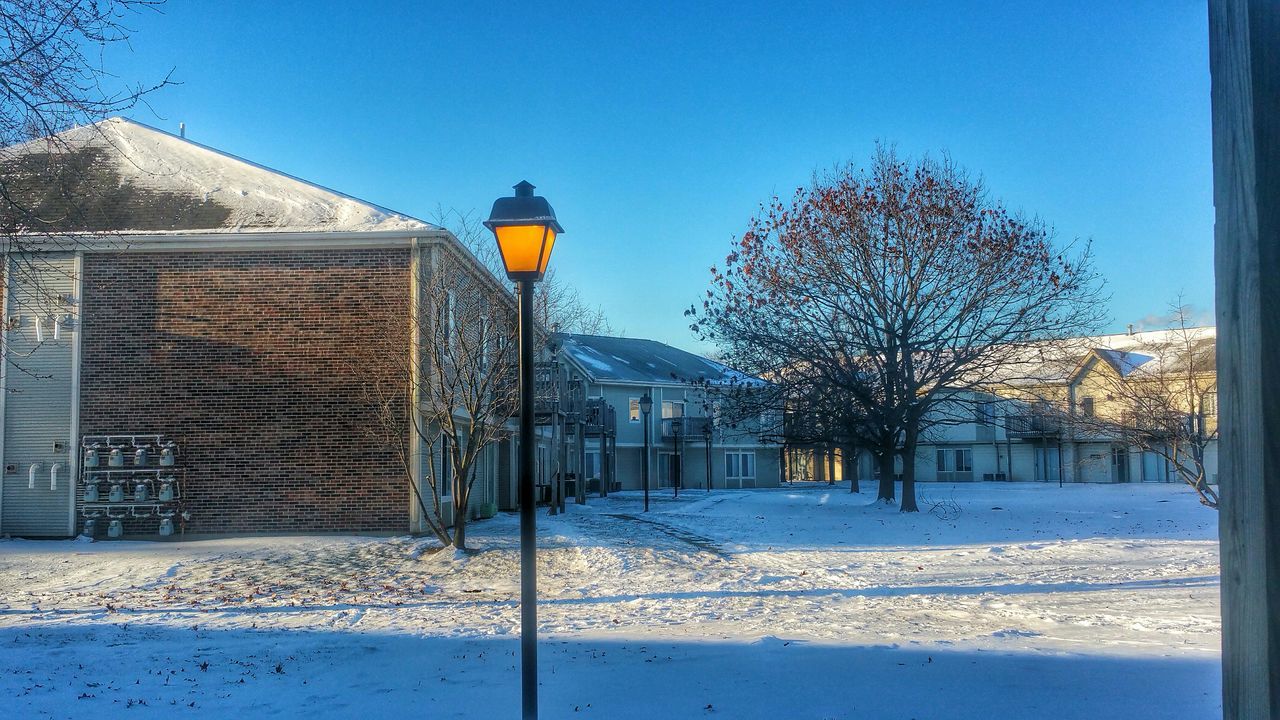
[2,228,454,253]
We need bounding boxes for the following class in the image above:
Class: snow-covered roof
[559,334,765,387]
[1091,349,1154,378]
[4,117,436,235]
[998,326,1217,387]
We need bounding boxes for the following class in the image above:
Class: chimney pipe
[1127,323,1135,336]
[179,122,186,139]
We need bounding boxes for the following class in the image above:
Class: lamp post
[672,418,681,500]
[484,180,563,720]
[639,392,652,512]
[704,420,713,493]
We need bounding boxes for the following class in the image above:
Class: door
[1111,447,1130,483]
[658,452,680,488]
[1,253,79,537]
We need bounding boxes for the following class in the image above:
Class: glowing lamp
[483,180,564,282]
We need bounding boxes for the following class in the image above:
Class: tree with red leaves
[691,148,1104,511]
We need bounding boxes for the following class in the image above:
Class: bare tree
[352,246,519,550]
[433,206,611,337]
[693,147,1105,511]
[0,0,173,377]
[1071,302,1219,508]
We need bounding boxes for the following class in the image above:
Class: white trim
[66,253,83,535]
[2,229,451,253]
[408,240,424,533]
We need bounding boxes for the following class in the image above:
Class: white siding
[2,254,78,536]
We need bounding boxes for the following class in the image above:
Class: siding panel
[2,254,77,536]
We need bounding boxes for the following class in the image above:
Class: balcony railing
[1005,412,1062,437]
[660,416,713,441]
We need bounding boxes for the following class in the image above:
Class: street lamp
[485,180,564,720]
[703,419,713,493]
[639,392,653,512]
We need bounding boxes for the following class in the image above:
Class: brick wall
[79,249,412,534]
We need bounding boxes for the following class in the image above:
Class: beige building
[821,327,1220,487]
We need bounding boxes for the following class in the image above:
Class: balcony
[1005,412,1062,437]
[660,416,713,441]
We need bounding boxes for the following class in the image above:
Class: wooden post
[1209,1,1279,716]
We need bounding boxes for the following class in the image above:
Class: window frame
[725,451,756,480]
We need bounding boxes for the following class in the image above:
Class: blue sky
[107,1,1213,351]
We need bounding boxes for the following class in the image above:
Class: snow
[999,326,1217,386]
[0,482,1220,718]
[1096,349,1155,377]
[31,118,435,234]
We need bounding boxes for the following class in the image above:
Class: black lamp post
[704,420,713,493]
[485,180,563,720]
[639,392,652,512]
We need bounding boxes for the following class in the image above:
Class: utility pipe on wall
[50,463,62,490]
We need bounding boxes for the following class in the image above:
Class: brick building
[0,118,489,537]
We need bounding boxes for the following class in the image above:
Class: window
[439,435,452,496]
[585,451,601,479]
[935,448,972,472]
[935,447,973,480]
[1080,397,1095,417]
[976,402,994,425]
[1203,391,1218,417]
[662,400,684,419]
[726,451,756,480]
[629,398,641,423]
[445,291,456,352]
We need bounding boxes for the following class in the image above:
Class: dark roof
[559,334,763,386]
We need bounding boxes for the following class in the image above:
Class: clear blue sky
[106,1,1213,351]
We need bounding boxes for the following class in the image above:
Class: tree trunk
[900,427,920,513]
[827,447,836,485]
[453,499,468,550]
[844,445,858,493]
[877,451,895,501]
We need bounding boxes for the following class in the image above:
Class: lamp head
[484,181,564,282]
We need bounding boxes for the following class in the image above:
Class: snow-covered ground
[0,482,1220,718]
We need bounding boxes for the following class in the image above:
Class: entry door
[1,254,78,537]
[658,452,680,488]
